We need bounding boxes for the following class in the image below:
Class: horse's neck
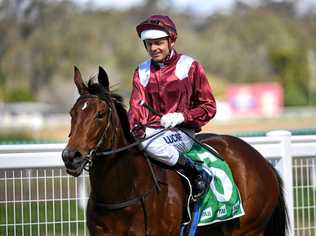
[90,152,150,202]
[108,111,129,149]
[90,125,151,202]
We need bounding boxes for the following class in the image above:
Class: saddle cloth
[180,143,245,226]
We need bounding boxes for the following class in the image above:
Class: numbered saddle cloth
[182,143,245,226]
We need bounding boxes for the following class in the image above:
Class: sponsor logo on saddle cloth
[184,143,245,226]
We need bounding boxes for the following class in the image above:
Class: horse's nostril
[62,149,82,161]
[74,151,82,158]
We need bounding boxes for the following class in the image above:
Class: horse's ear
[98,66,109,90]
[74,66,88,95]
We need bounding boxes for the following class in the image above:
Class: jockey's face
[144,37,174,63]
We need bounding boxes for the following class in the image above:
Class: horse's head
[62,66,122,177]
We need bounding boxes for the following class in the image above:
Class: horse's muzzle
[62,148,88,177]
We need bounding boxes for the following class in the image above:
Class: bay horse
[62,66,289,236]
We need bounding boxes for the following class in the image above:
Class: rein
[94,129,166,156]
[82,128,167,174]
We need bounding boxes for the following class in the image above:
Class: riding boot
[174,155,212,201]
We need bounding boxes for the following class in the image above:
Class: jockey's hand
[160,112,184,128]
[131,124,145,139]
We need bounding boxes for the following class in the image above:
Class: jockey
[128,15,217,201]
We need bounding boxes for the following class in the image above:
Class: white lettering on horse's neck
[82,102,88,110]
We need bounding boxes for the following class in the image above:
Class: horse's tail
[264,166,290,236]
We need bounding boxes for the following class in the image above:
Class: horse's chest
[91,207,145,235]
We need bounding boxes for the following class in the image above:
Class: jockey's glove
[160,112,185,128]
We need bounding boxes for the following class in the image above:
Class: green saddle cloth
[183,143,245,226]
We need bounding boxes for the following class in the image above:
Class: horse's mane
[87,79,135,143]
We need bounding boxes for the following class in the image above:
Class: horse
[62,66,289,236]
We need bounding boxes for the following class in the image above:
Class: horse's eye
[96,111,106,119]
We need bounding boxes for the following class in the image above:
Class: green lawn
[294,186,316,235]
[0,200,88,236]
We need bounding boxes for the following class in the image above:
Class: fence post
[79,176,88,209]
[266,130,294,236]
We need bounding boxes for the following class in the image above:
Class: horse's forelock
[87,77,110,97]
[87,77,125,104]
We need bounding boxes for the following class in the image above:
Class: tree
[269,47,309,106]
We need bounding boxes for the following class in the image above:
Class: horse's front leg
[86,200,145,236]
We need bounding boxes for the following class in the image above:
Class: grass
[0,200,87,236]
[294,186,316,235]
[0,168,89,236]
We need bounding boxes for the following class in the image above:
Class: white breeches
[140,127,194,166]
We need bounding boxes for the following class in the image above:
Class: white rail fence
[0,130,315,236]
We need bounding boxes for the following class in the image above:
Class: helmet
[136,15,177,42]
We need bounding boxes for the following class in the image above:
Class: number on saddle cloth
[182,143,245,226]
